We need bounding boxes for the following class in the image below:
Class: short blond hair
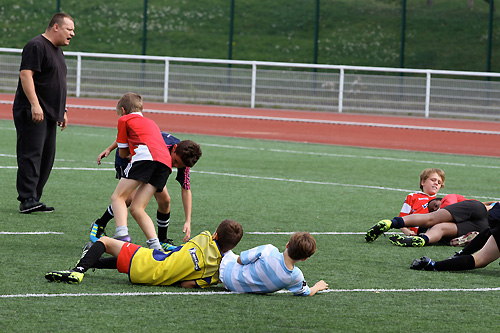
[419,168,445,191]
[116,92,143,114]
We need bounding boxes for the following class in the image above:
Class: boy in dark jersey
[45,219,243,286]
[411,202,500,271]
[91,132,200,249]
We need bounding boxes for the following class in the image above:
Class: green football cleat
[45,270,84,284]
[389,234,425,247]
[365,219,392,242]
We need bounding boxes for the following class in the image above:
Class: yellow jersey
[128,231,222,288]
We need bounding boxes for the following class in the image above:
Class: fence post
[338,67,344,113]
[164,58,169,103]
[76,53,81,97]
[425,71,431,118]
[251,62,257,108]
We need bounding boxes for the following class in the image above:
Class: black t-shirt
[13,34,67,122]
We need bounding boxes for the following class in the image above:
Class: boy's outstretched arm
[97,141,118,165]
[181,188,192,242]
[308,280,328,296]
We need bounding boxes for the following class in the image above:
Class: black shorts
[115,165,127,179]
[443,200,488,236]
[124,160,171,192]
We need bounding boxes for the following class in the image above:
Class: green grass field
[1,119,500,331]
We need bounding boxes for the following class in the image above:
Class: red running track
[1,93,499,157]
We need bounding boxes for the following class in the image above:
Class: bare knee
[128,204,145,218]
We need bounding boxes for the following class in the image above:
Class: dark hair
[287,232,317,260]
[116,92,143,114]
[427,197,442,213]
[215,219,243,253]
[175,140,202,168]
[48,12,74,29]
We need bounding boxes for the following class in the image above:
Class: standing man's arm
[181,187,192,242]
[58,109,68,131]
[19,69,43,123]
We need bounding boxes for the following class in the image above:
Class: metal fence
[1,47,499,120]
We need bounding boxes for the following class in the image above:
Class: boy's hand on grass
[314,280,328,291]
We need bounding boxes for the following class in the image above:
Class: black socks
[95,204,114,228]
[74,241,106,273]
[434,254,476,271]
[391,216,405,229]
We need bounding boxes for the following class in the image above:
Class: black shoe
[33,204,55,213]
[410,256,436,271]
[19,198,43,214]
[447,250,464,260]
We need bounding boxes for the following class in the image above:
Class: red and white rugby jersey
[116,113,172,168]
[399,191,436,234]
[399,191,436,217]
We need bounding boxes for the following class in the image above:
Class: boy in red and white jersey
[399,168,445,236]
[110,93,201,250]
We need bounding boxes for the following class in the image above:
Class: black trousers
[13,107,57,202]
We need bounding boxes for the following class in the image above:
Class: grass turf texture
[1,119,500,331]
[0,0,498,72]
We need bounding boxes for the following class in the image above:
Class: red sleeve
[116,117,129,147]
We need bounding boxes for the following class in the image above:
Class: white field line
[1,142,500,169]
[3,287,500,299]
[202,144,500,169]
[0,166,497,200]
[0,231,399,236]
[246,231,399,235]
[0,232,64,235]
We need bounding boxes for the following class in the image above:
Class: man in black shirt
[12,12,75,213]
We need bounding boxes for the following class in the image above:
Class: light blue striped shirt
[220,245,311,296]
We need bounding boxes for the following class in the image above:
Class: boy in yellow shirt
[45,219,243,287]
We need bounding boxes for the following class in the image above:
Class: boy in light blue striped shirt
[220,232,328,296]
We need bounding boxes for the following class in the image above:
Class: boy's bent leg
[111,178,142,228]
[129,183,160,240]
[452,228,492,256]
[472,236,500,268]
[45,237,127,284]
[403,209,453,228]
[424,222,457,243]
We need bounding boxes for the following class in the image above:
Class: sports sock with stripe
[157,211,170,242]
